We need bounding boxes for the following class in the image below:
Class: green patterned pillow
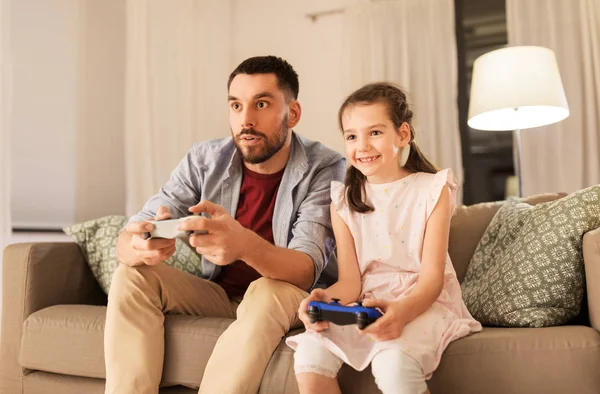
[461,185,600,327]
[63,215,203,294]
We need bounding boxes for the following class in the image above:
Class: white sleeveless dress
[286,169,482,378]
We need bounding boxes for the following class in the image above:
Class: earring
[399,144,411,166]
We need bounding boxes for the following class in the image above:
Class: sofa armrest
[0,242,107,392]
[584,227,600,331]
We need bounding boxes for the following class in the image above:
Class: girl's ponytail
[345,165,373,213]
[404,126,438,175]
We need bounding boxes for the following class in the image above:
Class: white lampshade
[467,46,569,131]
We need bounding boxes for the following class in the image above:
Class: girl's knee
[296,372,340,394]
[371,350,428,394]
[296,372,329,388]
[293,343,343,379]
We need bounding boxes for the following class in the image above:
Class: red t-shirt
[215,165,285,297]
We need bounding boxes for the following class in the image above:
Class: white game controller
[141,216,208,240]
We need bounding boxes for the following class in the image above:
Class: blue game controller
[308,299,383,330]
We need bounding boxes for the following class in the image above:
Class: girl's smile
[356,155,381,164]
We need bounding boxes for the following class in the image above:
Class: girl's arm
[297,202,362,331]
[320,202,362,304]
[361,185,451,340]
[397,184,451,320]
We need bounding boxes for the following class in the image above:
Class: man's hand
[359,298,411,341]
[177,200,251,266]
[118,206,177,266]
[298,289,331,332]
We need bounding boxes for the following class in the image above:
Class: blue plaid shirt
[129,132,346,288]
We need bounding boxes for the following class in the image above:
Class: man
[104,56,346,394]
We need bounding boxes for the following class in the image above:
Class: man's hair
[227,56,299,101]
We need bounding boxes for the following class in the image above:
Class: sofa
[1,192,600,394]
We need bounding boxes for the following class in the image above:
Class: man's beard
[233,115,289,165]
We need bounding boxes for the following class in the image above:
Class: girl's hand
[298,289,331,333]
[359,298,410,341]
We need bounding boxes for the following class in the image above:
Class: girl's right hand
[298,288,331,332]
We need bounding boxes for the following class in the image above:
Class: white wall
[232,0,348,154]
[74,0,125,223]
[10,0,125,229]
[9,0,347,229]
[11,0,79,229]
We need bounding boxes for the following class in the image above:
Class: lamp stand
[513,128,523,197]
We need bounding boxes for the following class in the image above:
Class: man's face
[228,73,291,165]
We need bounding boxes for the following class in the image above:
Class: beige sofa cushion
[21,305,600,394]
[23,371,199,394]
[20,306,106,379]
[429,325,600,394]
[449,192,566,283]
[20,305,232,387]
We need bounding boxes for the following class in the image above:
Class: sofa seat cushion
[20,305,234,387]
[20,306,600,394]
[428,326,600,394]
[272,326,600,394]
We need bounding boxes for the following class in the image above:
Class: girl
[286,83,482,394]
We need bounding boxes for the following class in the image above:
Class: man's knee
[246,277,296,295]
[109,263,161,301]
[111,263,149,285]
[238,278,307,324]
[244,278,306,305]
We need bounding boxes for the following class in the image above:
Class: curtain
[342,0,464,201]
[124,0,232,216]
[507,0,600,196]
[0,0,11,250]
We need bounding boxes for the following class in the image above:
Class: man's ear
[288,100,302,128]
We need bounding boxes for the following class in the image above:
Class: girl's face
[341,102,411,184]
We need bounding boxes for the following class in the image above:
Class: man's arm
[182,201,317,291]
[240,232,315,290]
[116,206,177,267]
[116,231,143,267]
[128,146,203,224]
[284,163,346,289]
[182,160,346,291]
[117,145,203,266]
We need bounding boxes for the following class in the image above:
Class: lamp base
[513,128,523,197]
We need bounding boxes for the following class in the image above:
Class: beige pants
[104,262,308,394]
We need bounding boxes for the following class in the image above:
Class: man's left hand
[177,200,251,266]
[359,298,411,341]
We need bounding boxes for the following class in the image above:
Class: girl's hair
[338,82,439,213]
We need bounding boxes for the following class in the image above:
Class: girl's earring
[399,144,411,166]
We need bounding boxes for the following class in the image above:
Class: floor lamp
[467,46,570,197]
